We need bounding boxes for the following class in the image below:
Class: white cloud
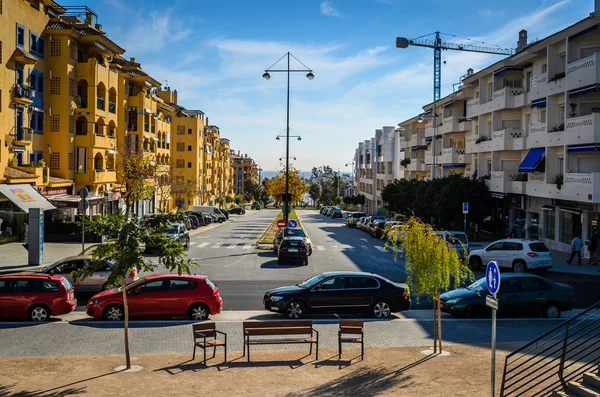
[320,1,343,17]
[479,9,505,17]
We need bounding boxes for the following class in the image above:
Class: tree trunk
[437,294,443,353]
[433,298,438,353]
[121,278,131,369]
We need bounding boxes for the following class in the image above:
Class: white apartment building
[355,126,404,214]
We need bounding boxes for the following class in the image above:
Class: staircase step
[584,373,600,392]
[553,391,570,397]
[568,381,600,397]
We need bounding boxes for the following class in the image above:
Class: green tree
[243,179,258,202]
[234,195,243,205]
[387,216,472,353]
[308,183,321,205]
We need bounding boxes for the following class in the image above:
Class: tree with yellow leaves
[267,168,307,205]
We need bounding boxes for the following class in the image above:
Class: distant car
[435,231,469,259]
[371,220,388,239]
[166,223,190,249]
[382,221,401,240]
[219,209,229,220]
[182,216,193,231]
[228,207,246,215]
[320,207,329,215]
[346,212,367,227]
[263,271,411,319]
[86,274,223,321]
[203,212,217,223]
[468,239,552,273]
[274,227,313,254]
[356,217,368,230]
[185,211,207,227]
[331,209,343,219]
[0,274,76,321]
[440,274,574,319]
[251,202,262,210]
[38,256,138,291]
[187,215,200,230]
[342,211,350,219]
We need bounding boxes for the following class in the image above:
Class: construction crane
[395,32,514,181]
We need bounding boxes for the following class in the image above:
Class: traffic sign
[78,199,89,213]
[288,220,298,228]
[462,202,469,214]
[486,261,501,295]
[79,187,89,199]
[486,295,499,310]
[276,219,286,229]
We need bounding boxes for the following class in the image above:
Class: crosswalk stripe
[212,242,222,248]
[317,245,325,251]
[228,243,238,249]
[198,242,209,248]
[243,244,252,249]
[374,246,387,252]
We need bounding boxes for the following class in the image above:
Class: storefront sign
[11,189,36,203]
[42,187,69,197]
[552,199,593,211]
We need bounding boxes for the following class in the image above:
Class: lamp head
[276,136,280,141]
[262,72,271,80]
[297,137,301,141]
[418,116,424,123]
[306,71,315,80]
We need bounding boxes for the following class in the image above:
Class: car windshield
[285,229,306,237]
[448,233,468,245]
[467,278,487,292]
[529,242,550,252]
[124,276,148,292]
[298,274,327,288]
[166,226,178,234]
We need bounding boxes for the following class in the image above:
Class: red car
[86,274,222,321]
[0,274,77,321]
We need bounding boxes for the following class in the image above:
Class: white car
[468,239,552,273]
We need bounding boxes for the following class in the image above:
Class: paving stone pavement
[0,318,565,358]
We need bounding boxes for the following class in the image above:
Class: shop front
[481,193,507,239]
[507,194,527,238]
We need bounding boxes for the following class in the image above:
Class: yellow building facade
[233,153,259,196]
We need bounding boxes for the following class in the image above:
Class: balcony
[466,98,480,118]
[566,52,600,92]
[92,169,117,183]
[407,160,426,172]
[526,122,565,148]
[93,133,116,149]
[12,85,34,106]
[486,171,527,194]
[526,172,600,203]
[479,87,526,114]
[424,124,435,138]
[14,126,33,144]
[441,147,471,164]
[466,135,479,154]
[439,115,460,134]
[490,129,526,151]
[565,113,600,146]
[408,134,425,147]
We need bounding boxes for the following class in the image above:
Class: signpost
[486,260,501,397]
[287,219,298,228]
[79,188,89,254]
[462,202,469,234]
[276,219,287,229]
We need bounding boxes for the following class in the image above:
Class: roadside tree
[308,183,321,206]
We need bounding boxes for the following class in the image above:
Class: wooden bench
[242,320,319,362]
[192,322,227,364]
[338,320,364,360]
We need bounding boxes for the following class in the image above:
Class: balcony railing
[528,173,545,183]
[566,52,600,91]
[13,85,34,101]
[565,113,600,146]
[108,101,116,114]
[529,123,547,135]
[97,97,105,111]
[15,126,33,142]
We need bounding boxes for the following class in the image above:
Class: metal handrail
[500,302,600,396]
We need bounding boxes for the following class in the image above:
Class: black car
[277,236,309,266]
[228,207,246,215]
[187,214,200,229]
[219,209,229,219]
[263,271,411,319]
[186,211,207,226]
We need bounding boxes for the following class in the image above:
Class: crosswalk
[189,241,254,250]
[188,241,400,253]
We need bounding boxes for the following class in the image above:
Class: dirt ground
[0,344,513,397]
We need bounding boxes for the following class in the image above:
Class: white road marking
[212,243,222,248]
[317,245,325,251]
[198,242,210,248]
[375,246,387,252]
[333,245,339,250]
[360,238,368,242]
[228,243,238,249]
[243,244,252,249]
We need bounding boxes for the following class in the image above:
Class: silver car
[39,256,138,291]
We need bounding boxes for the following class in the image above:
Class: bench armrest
[215,330,227,337]
[312,328,319,341]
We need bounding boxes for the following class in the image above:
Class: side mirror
[134,287,141,295]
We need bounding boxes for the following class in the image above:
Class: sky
[61,0,587,173]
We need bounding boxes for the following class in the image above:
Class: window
[187,162,192,168]
[50,77,60,94]
[50,38,61,56]
[486,242,504,251]
[188,128,192,135]
[69,41,76,59]
[346,277,379,289]
[69,116,74,133]
[29,31,44,57]
[168,279,197,291]
[68,152,74,170]
[529,242,549,252]
[188,145,192,151]
[16,24,25,48]
[76,147,87,172]
[176,159,184,168]
[317,277,345,290]
[520,277,550,293]
[56,260,80,273]
[581,46,600,59]
[139,280,168,293]
[50,115,59,132]
[558,53,566,74]
[69,78,75,96]
[560,210,580,244]
[176,142,184,151]
[502,242,523,251]
[540,109,546,123]
[30,111,44,134]
[498,278,519,294]
[50,153,60,170]
[177,125,185,134]
[558,104,565,125]
[541,64,547,74]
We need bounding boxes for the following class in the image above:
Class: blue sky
[62,0,586,173]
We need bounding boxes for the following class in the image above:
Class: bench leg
[213,344,217,358]
[224,344,227,363]
[247,336,250,362]
[310,342,313,355]
[193,344,196,361]
[361,340,364,360]
[204,346,207,365]
[316,342,319,360]
[339,339,342,360]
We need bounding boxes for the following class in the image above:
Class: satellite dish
[396,37,409,48]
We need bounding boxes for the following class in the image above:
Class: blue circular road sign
[287,220,298,228]
[486,261,501,295]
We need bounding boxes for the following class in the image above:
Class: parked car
[38,256,138,291]
[228,207,246,215]
[440,274,574,319]
[356,217,369,231]
[331,209,343,219]
[274,227,313,254]
[86,274,223,321]
[166,223,190,249]
[219,209,229,220]
[365,216,386,235]
[186,215,200,230]
[79,242,115,256]
[320,207,329,215]
[0,274,76,321]
[382,221,402,240]
[182,216,193,231]
[468,239,552,273]
[203,212,217,224]
[342,211,351,219]
[277,237,310,266]
[346,212,367,227]
[263,271,411,319]
[189,206,227,223]
[435,231,469,258]
[186,211,207,227]
[371,220,388,239]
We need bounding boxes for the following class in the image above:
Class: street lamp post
[263,52,314,225]
[345,159,355,196]
[417,110,439,180]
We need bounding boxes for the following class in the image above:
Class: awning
[443,163,466,168]
[490,193,505,200]
[570,24,598,40]
[106,149,117,154]
[411,145,427,151]
[425,137,433,143]
[0,184,56,212]
[569,85,599,98]
[531,99,547,108]
[567,144,599,153]
[518,148,545,172]
[493,67,523,76]
[541,205,555,211]
[422,109,432,116]
[399,148,405,152]
[48,194,106,209]
[443,100,455,108]
[12,146,26,153]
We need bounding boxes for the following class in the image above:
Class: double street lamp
[263,52,314,225]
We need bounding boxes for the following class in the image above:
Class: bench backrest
[243,320,313,336]
[193,322,216,339]
[339,320,363,335]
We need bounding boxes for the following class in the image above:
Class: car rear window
[205,279,216,289]
[282,240,305,248]
[529,242,549,252]
[448,233,468,245]
[61,278,73,291]
[285,229,306,237]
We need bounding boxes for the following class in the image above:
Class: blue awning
[442,163,466,168]
[567,144,599,153]
[569,85,599,98]
[570,24,598,40]
[422,109,432,116]
[443,100,455,108]
[411,145,427,151]
[531,99,547,108]
[518,148,545,172]
[399,148,405,152]
[493,67,524,76]
[425,137,433,143]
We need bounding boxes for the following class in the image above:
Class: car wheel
[465,304,482,319]
[544,304,561,319]
[469,256,483,271]
[189,303,210,321]
[286,301,305,319]
[372,301,391,319]
[28,305,50,322]
[512,260,527,273]
[218,218,224,223]
[185,238,190,249]
[104,305,124,321]
[277,259,282,265]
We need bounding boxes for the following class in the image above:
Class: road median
[256,209,303,249]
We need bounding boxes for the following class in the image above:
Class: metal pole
[81,204,85,254]
[285,52,290,225]
[464,213,467,234]
[491,293,497,397]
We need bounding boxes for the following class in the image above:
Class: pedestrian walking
[589,231,599,266]
[567,234,583,266]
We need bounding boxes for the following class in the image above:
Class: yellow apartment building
[232,152,259,196]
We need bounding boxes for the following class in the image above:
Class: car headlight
[90,299,102,305]
[445,298,462,305]
[270,296,284,302]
